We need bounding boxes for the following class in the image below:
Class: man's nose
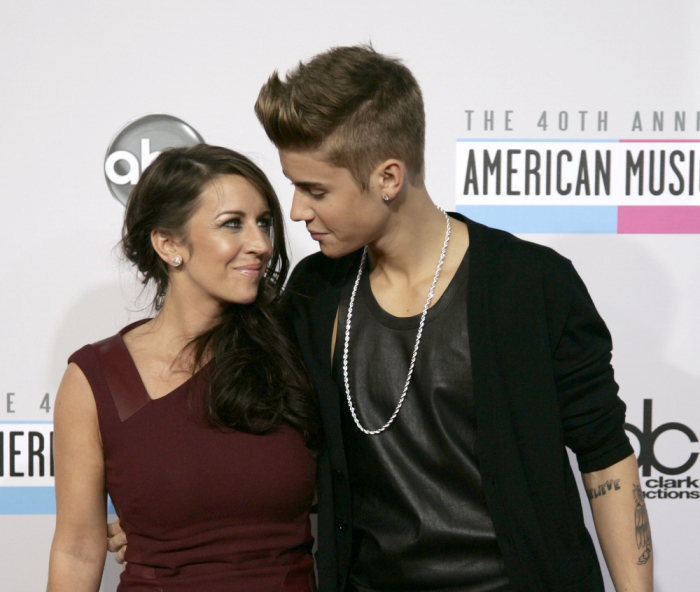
[289,190,313,223]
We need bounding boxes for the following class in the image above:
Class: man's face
[279,149,387,259]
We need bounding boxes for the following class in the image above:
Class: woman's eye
[308,190,326,199]
[258,218,272,233]
[223,218,241,228]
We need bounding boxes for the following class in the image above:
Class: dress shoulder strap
[92,327,151,422]
[67,320,152,425]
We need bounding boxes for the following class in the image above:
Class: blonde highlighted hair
[255,44,425,190]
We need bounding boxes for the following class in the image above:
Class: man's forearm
[582,453,653,592]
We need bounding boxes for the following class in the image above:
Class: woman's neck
[145,286,224,358]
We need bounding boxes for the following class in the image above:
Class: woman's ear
[151,230,184,268]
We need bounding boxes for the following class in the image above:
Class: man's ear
[375,159,405,201]
[151,229,185,267]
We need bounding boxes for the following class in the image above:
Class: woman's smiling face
[175,175,273,306]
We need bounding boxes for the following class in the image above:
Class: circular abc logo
[104,114,204,205]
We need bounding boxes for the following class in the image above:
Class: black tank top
[333,247,510,592]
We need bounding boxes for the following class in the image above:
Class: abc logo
[625,399,698,476]
[104,114,204,205]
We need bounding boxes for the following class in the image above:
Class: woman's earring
[382,194,390,202]
[171,255,182,267]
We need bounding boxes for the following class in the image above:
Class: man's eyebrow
[281,169,325,189]
[294,181,325,189]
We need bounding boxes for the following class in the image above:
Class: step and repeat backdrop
[1,1,698,590]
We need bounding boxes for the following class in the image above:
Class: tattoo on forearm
[633,484,652,565]
[585,479,621,500]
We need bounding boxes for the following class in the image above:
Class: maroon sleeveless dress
[68,320,317,592]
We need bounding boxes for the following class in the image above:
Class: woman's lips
[309,231,328,241]
[234,264,262,277]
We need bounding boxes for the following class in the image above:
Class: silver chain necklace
[343,207,451,435]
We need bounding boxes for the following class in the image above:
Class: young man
[109,46,652,591]
[254,45,652,592]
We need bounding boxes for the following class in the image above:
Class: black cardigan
[286,214,633,592]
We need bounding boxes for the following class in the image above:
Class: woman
[47,144,321,592]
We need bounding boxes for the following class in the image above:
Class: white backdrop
[1,1,698,590]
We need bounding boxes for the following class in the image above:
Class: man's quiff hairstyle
[255,44,425,190]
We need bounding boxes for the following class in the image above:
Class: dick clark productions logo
[104,114,204,205]
[625,400,699,500]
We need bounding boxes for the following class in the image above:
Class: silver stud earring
[171,255,182,267]
[382,194,390,202]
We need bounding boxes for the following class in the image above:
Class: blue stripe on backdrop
[0,421,53,423]
[0,488,116,515]
[456,205,618,234]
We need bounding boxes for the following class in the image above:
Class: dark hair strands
[121,144,321,451]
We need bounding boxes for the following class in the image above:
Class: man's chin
[318,241,360,259]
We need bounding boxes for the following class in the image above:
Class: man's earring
[382,194,390,202]
[171,255,182,267]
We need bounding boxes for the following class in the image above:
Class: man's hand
[107,520,128,564]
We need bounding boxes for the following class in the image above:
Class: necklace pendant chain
[343,206,451,435]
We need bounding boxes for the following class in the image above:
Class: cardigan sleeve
[553,262,634,473]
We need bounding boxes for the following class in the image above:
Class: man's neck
[367,185,450,285]
[361,184,470,318]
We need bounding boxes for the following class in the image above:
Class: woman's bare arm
[47,363,108,592]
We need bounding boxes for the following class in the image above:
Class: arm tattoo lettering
[585,478,621,500]
[633,484,652,565]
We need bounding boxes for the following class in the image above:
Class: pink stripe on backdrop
[619,139,700,143]
[618,206,700,234]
